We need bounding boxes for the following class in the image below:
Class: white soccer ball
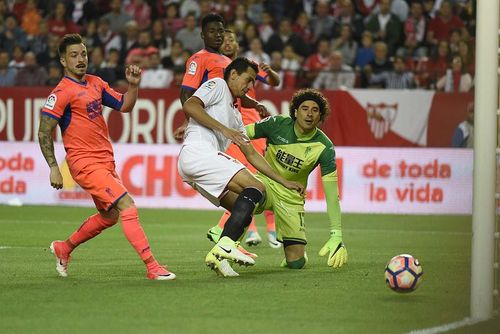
[385,254,423,293]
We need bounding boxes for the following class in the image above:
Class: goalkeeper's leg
[282,241,307,269]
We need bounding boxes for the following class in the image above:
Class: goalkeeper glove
[319,231,347,268]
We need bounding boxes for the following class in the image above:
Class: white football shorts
[177,143,246,206]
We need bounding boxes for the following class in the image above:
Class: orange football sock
[264,210,276,232]
[217,210,231,228]
[68,213,117,251]
[121,206,158,266]
[247,218,257,232]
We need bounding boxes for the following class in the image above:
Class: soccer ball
[385,254,423,293]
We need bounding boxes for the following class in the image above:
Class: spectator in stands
[332,24,358,66]
[365,0,402,56]
[293,11,314,45]
[48,2,80,37]
[452,102,474,148]
[66,0,99,27]
[91,17,117,53]
[45,61,62,86]
[333,0,364,42]
[15,51,47,86]
[353,0,379,16]
[163,3,184,38]
[101,0,132,34]
[374,0,409,23]
[102,48,125,84]
[21,0,42,37]
[313,51,355,90]
[171,65,185,87]
[424,39,451,88]
[0,0,7,28]
[367,55,416,89]
[281,44,302,72]
[87,47,116,85]
[9,45,26,69]
[150,19,172,61]
[303,38,331,87]
[402,0,428,58]
[175,13,203,53]
[233,4,249,36]
[36,34,60,68]
[457,40,474,76]
[107,20,140,65]
[448,28,462,55]
[244,37,270,65]
[0,50,16,86]
[310,0,335,42]
[179,0,201,19]
[436,55,473,92]
[28,20,50,57]
[0,14,28,55]
[125,0,151,30]
[240,23,259,52]
[257,11,274,44]
[140,50,173,88]
[162,39,185,68]
[354,30,375,71]
[265,17,310,59]
[426,0,464,49]
[361,41,392,87]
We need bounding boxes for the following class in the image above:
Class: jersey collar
[64,75,87,86]
[293,122,317,141]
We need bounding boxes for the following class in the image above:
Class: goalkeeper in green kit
[208,88,347,270]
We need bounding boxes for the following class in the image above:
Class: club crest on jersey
[188,61,197,75]
[44,94,57,110]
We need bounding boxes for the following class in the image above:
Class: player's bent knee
[115,194,135,211]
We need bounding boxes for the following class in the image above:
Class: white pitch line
[407,317,479,334]
[0,246,13,250]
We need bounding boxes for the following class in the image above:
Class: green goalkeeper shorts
[255,175,307,245]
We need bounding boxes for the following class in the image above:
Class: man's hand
[49,166,63,190]
[259,62,272,73]
[319,235,347,268]
[255,103,269,118]
[174,120,188,141]
[222,128,250,147]
[281,180,305,196]
[125,65,141,86]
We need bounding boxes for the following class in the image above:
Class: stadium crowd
[0,0,476,91]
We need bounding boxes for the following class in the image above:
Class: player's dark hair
[289,88,331,122]
[58,34,84,57]
[223,57,258,81]
[201,13,225,31]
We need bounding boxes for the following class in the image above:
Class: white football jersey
[184,78,246,152]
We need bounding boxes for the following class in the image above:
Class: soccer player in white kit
[177,58,304,276]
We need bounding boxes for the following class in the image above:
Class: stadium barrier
[0,88,473,147]
[0,142,472,214]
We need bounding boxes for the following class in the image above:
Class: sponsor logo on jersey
[44,94,57,110]
[188,61,197,75]
[277,135,289,143]
[275,149,304,173]
[86,99,103,120]
[207,80,217,89]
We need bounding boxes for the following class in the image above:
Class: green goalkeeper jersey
[246,115,337,206]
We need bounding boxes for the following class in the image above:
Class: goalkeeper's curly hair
[289,88,331,123]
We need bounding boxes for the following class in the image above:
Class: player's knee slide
[287,257,306,269]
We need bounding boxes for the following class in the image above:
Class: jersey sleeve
[41,88,70,121]
[318,140,337,176]
[181,55,205,91]
[256,69,269,84]
[192,78,225,108]
[101,79,124,111]
[246,115,285,140]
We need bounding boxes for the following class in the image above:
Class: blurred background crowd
[0,0,476,91]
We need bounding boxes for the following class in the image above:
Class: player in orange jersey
[174,13,268,140]
[38,34,175,281]
[207,29,282,249]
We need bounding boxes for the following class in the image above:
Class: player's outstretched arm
[240,95,269,117]
[318,172,347,268]
[38,115,63,189]
[239,143,305,195]
[120,65,141,113]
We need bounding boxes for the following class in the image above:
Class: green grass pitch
[0,205,476,333]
